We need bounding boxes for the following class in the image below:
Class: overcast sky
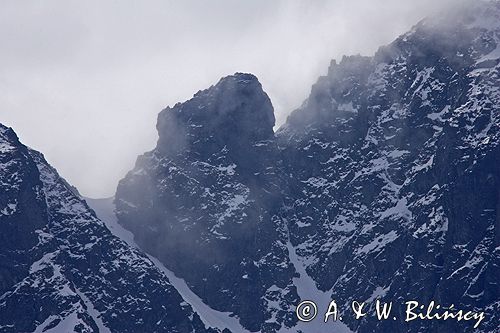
[0,0,456,198]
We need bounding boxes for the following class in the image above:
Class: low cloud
[0,0,456,197]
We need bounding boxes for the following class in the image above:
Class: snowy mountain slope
[89,198,354,333]
[278,1,500,332]
[115,73,300,332]
[115,1,499,333]
[0,123,214,333]
[87,197,246,333]
[2,1,498,332]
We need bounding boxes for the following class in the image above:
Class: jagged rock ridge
[1,1,499,332]
[278,1,500,332]
[0,124,213,333]
[116,73,299,332]
[116,2,499,332]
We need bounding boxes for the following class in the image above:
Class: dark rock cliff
[116,73,299,332]
[0,123,213,333]
[116,2,499,332]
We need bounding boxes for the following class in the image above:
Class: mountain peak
[156,72,275,155]
[0,124,19,146]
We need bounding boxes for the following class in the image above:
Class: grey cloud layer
[0,0,456,197]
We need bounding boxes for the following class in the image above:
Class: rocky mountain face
[115,2,499,333]
[0,124,213,333]
[115,73,299,332]
[278,1,500,332]
[1,1,499,333]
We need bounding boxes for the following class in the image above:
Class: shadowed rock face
[116,73,299,332]
[2,1,497,332]
[0,123,212,333]
[116,2,499,332]
[0,126,47,299]
[278,2,500,332]
[157,73,275,157]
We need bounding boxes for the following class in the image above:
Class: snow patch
[286,233,353,333]
[75,288,112,333]
[356,231,399,255]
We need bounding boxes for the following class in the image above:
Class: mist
[0,0,456,198]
